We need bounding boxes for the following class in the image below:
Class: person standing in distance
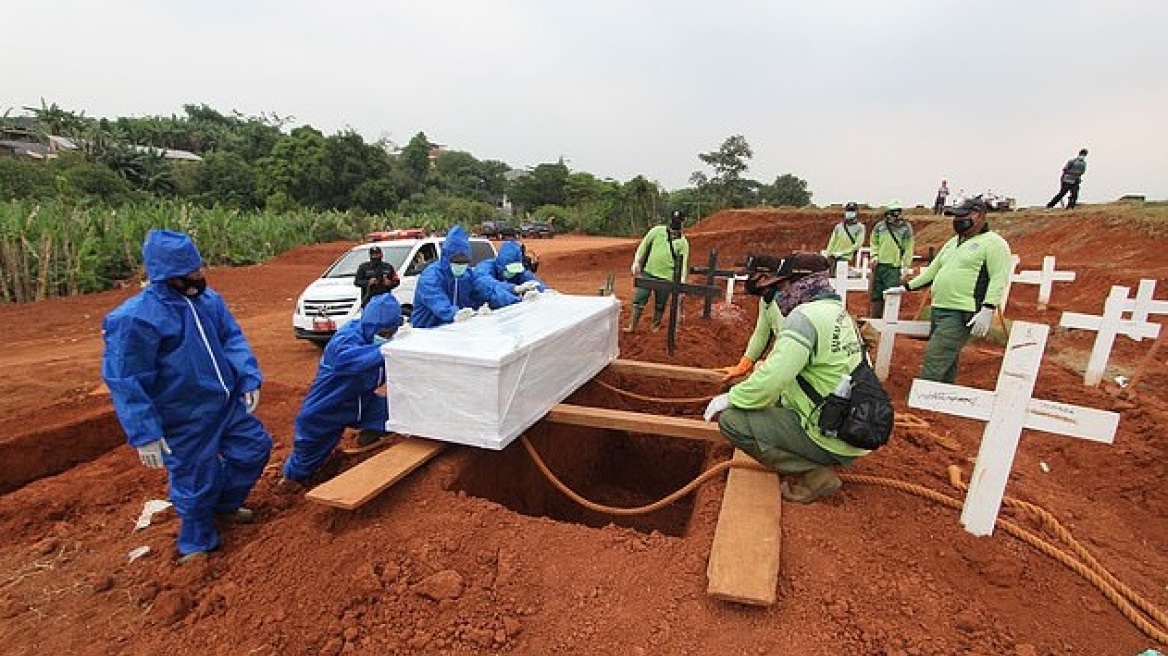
[626,210,690,333]
[102,229,273,563]
[867,200,915,320]
[822,202,866,268]
[933,179,950,215]
[883,198,1012,383]
[354,246,400,308]
[1045,148,1088,209]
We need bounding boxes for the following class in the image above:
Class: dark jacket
[354,259,399,306]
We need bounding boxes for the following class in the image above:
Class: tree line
[2,102,812,236]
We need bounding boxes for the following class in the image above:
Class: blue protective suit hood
[441,226,472,263]
[357,293,402,340]
[144,229,204,282]
[496,240,524,267]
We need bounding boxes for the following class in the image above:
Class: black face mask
[175,276,207,297]
[744,274,765,296]
[952,217,974,235]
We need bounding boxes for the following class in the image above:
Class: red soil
[0,208,1164,656]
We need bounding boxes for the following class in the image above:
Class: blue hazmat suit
[409,225,517,328]
[282,294,403,482]
[475,240,547,292]
[102,229,272,557]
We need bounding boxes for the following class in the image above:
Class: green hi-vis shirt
[869,219,915,267]
[633,225,690,281]
[907,230,1012,312]
[823,222,866,260]
[743,296,784,362]
[728,297,869,457]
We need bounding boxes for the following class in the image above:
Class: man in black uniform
[354,246,400,307]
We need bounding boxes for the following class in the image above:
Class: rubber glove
[137,438,171,469]
[882,285,907,297]
[394,323,412,339]
[454,307,475,323]
[901,267,915,276]
[714,356,754,382]
[476,303,493,316]
[967,307,994,337]
[704,394,731,422]
[630,261,641,277]
[520,289,538,302]
[514,280,540,294]
[242,389,260,413]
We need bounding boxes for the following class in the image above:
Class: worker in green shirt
[822,201,866,267]
[883,198,1012,383]
[712,253,785,382]
[704,252,870,504]
[625,210,690,333]
[867,199,915,320]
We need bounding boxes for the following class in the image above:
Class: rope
[519,433,1168,644]
[592,377,719,404]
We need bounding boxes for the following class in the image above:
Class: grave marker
[908,321,1119,536]
[829,261,870,306]
[1059,285,1163,385]
[865,292,931,380]
[1011,256,1076,310]
[635,254,721,355]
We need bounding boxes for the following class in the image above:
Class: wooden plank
[706,450,782,606]
[545,404,722,441]
[305,437,446,510]
[606,358,724,384]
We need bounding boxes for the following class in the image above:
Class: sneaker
[356,430,388,447]
[275,477,306,494]
[216,507,255,523]
[179,551,209,565]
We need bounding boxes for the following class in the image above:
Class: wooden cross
[1011,255,1076,310]
[865,292,931,380]
[908,320,1119,536]
[635,254,721,355]
[828,260,870,306]
[689,251,742,306]
[1059,285,1163,385]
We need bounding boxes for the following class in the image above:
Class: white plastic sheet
[382,293,619,449]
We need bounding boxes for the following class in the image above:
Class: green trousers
[869,263,904,301]
[920,307,974,383]
[632,272,672,312]
[718,405,854,475]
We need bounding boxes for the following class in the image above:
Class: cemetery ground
[0,206,1165,656]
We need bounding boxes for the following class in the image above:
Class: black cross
[634,250,722,355]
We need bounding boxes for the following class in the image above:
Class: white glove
[137,438,171,469]
[703,394,731,422]
[901,267,915,276]
[967,307,994,337]
[631,262,642,277]
[394,323,412,339]
[522,289,540,302]
[514,280,540,294]
[454,307,475,323]
[242,389,260,413]
[882,285,907,297]
[476,302,493,316]
[542,288,560,296]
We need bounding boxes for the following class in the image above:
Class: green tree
[764,173,812,207]
[194,151,258,209]
[399,132,434,188]
[508,160,569,216]
[694,134,753,209]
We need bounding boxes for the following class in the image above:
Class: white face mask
[844,211,857,221]
[450,263,468,276]
[504,262,525,278]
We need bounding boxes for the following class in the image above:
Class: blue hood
[496,240,524,267]
[441,226,471,263]
[356,293,402,340]
[144,229,204,282]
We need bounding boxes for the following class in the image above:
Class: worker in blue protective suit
[409,225,518,328]
[475,239,547,301]
[280,293,404,487]
[102,229,272,562]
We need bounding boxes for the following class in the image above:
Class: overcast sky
[7,1,1166,208]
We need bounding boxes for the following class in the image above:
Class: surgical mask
[504,262,525,279]
[450,263,469,276]
[952,217,974,235]
[844,211,857,221]
[176,275,207,297]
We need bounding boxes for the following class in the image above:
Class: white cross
[865,292,931,381]
[1011,256,1076,310]
[999,254,1022,312]
[851,247,872,280]
[1125,279,1168,328]
[1059,285,1163,385]
[908,321,1119,536]
[829,260,869,305]
[724,274,748,305]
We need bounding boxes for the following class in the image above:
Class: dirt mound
[0,207,1164,655]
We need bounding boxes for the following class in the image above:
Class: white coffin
[381,293,620,449]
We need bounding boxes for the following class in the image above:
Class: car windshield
[322,243,414,279]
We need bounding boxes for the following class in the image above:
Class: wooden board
[706,450,782,606]
[605,359,724,384]
[545,404,722,441]
[305,437,446,510]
